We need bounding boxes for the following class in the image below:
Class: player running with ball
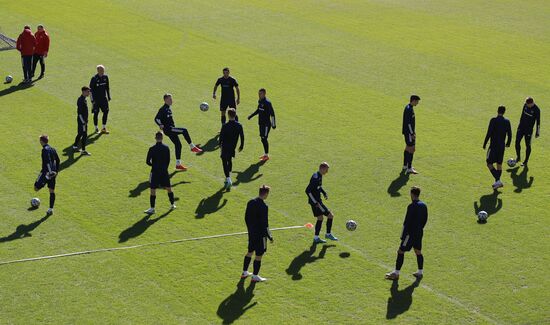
[306,162,338,244]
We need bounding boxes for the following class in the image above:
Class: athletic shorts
[404,134,415,146]
[516,128,532,146]
[248,236,267,256]
[399,234,422,251]
[92,100,109,113]
[220,99,236,111]
[34,172,56,190]
[310,202,330,217]
[150,171,171,189]
[486,146,504,164]
[259,124,271,139]
[220,148,236,159]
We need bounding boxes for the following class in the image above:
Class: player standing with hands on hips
[90,65,111,134]
[515,97,541,167]
[213,67,240,125]
[306,162,338,244]
[248,88,276,161]
[34,135,60,216]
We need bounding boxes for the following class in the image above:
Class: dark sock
[243,256,252,272]
[253,260,261,275]
[49,193,55,209]
[416,254,424,269]
[515,143,521,161]
[489,168,498,181]
[168,192,174,204]
[403,150,409,167]
[409,153,414,168]
[315,220,323,236]
[150,195,156,208]
[496,169,502,180]
[396,253,404,270]
[221,116,226,124]
[326,218,333,234]
[261,138,269,154]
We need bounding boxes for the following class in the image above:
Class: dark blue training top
[245,197,269,239]
[41,144,60,173]
[401,199,428,239]
[146,142,171,172]
[484,115,512,148]
[249,98,276,127]
[518,104,541,132]
[77,95,88,124]
[402,104,415,135]
[305,171,327,205]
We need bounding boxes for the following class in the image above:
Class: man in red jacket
[16,25,36,83]
[33,24,50,79]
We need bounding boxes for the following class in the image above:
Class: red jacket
[16,28,36,56]
[34,30,50,55]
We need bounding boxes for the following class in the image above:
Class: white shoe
[46,208,53,215]
[95,127,100,134]
[170,204,177,210]
[403,165,408,170]
[241,271,251,279]
[406,167,418,175]
[144,207,155,214]
[492,180,503,189]
[251,275,267,282]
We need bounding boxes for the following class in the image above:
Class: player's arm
[319,186,328,200]
[270,104,276,129]
[212,79,220,99]
[219,125,226,146]
[44,33,50,57]
[154,110,164,130]
[238,125,245,151]
[247,109,259,120]
[262,207,273,242]
[89,77,95,103]
[105,75,111,101]
[422,205,428,228]
[306,176,320,206]
[402,205,413,237]
[146,148,153,166]
[506,121,512,147]
[483,119,494,149]
[54,150,61,173]
[235,85,240,105]
[536,108,541,137]
[78,99,86,123]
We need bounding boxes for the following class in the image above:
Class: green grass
[1,0,549,323]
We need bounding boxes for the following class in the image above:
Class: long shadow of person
[0,214,51,243]
[473,190,502,217]
[59,133,102,171]
[0,82,34,97]
[128,171,190,198]
[387,171,410,197]
[195,188,228,219]
[507,167,534,193]
[386,278,421,319]
[285,244,335,280]
[233,161,265,186]
[118,209,173,243]
[196,133,220,156]
[216,278,257,325]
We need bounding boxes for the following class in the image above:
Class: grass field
[1,1,549,324]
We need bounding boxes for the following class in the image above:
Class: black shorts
[259,124,271,139]
[399,234,422,251]
[34,172,56,190]
[516,128,532,146]
[92,100,109,113]
[486,146,504,164]
[150,171,171,189]
[248,236,267,256]
[220,99,236,111]
[220,148,236,158]
[310,202,330,217]
[404,134,415,146]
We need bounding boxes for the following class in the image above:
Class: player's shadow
[285,244,335,280]
[233,161,265,186]
[386,278,421,319]
[196,133,219,155]
[507,167,534,193]
[473,191,502,218]
[216,278,257,325]
[118,210,173,243]
[0,82,34,97]
[128,172,190,198]
[0,214,51,243]
[59,133,102,171]
[387,171,410,197]
[195,188,228,219]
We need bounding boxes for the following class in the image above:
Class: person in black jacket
[34,134,60,216]
[515,97,541,167]
[248,88,276,161]
[219,108,244,189]
[402,95,420,175]
[89,65,111,134]
[241,185,273,283]
[386,186,428,281]
[143,132,176,215]
[72,86,91,155]
[483,106,512,190]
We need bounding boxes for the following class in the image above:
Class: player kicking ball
[483,106,512,189]
[34,135,60,216]
[241,185,273,282]
[306,162,338,244]
[386,186,428,280]
[247,88,276,161]
[144,132,176,214]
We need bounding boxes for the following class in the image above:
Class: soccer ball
[507,158,517,168]
[477,210,488,223]
[346,220,357,231]
[30,197,41,208]
[5,75,13,83]
[199,102,209,112]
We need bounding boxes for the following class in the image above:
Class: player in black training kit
[515,97,541,167]
[219,108,244,189]
[89,65,111,134]
[213,67,240,125]
[241,185,273,283]
[402,95,421,174]
[386,186,428,281]
[72,86,91,156]
[143,132,176,214]
[483,106,512,190]
[306,162,338,244]
[248,88,276,161]
[34,135,60,216]
[154,93,202,171]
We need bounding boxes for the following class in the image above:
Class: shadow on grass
[285,244,335,280]
[217,278,257,325]
[195,187,228,219]
[118,209,173,243]
[196,133,219,156]
[0,82,34,97]
[128,171,190,198]
[386,278,421,319]
[473,190,502,219]
[59,133,103,171]
[0,214,51,243]
[233,161,265,186]
[387,171,410,197]
[507,166,534,193]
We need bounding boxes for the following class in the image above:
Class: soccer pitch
[0,0,549,323]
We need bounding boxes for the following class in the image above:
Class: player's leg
[523,133,532,166]
[32,54,39,78]
[324,210,338,241]
[144,173,157,214]
[34,172,46,192]
[168,133,186,170]
[38,55,45,77]
[242,241,254,278]
[81,124,90,155]
[515,129,524,162]
[100,105,110,134]
[163,171,176,209]
[171,127,202,153]
[46,178,56,215]
[260,125,270,161]
[73,126,82,150]
[413,248,423,278]
[220,106,227,125]
[386,247,407,280]
[251,239,267,282]
[92,103,100,133]
[313,213,326,244]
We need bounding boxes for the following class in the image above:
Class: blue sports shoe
[325,233,339,241]
[313,237,327,244]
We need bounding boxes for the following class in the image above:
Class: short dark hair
[39,134,49,143]
[498,105,506,114]
[410,95,420,102]
[24,25,31,30]
[81,86,90,91]
[259,88,266,93]
[526,97,534,104]
[259,185,271,196]
[155,131,163,140]
[410,186,421,197]
[163,93,172,100]
[223,67,229,72]
[319,162,330,169]
[227,108,237,118]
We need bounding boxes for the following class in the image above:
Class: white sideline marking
[0,225,305,266]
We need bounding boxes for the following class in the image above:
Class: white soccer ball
[507,158,517,168]
[30,197,41,208]
[5,75,13,83]
[346,220,357,231]
[199,102,209,112]
[477,210,488,222]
